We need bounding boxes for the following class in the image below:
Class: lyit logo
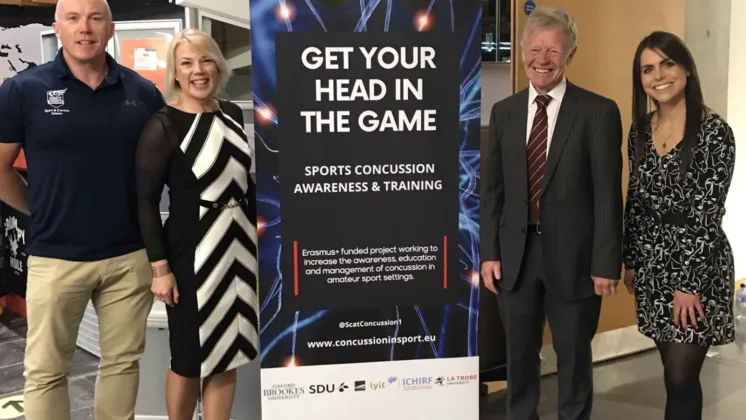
[369,381,387,391]
[354,380,366,391]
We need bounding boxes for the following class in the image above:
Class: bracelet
[152,264,172,277]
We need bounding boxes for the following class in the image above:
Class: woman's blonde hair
[164,28,232,103]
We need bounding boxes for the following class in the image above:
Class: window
[482,0,511,62]
[202,17,254,124]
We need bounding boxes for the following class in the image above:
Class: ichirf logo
[47,88,66,108]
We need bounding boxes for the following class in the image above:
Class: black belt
[199,197,249,210]
[527,223,542,235]
[644,206,688,226]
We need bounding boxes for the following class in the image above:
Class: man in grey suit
[480,6,623,420]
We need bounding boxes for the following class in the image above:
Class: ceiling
[0,0,56,6]
[0,0,172,10]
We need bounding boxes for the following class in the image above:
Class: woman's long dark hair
[631,31,708,181]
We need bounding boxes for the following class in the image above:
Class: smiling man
[480,6,623,420]
[0,0,165,419]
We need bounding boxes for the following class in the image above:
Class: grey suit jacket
[480,81,624,300]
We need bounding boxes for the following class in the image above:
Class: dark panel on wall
[0,6,53,28]
[111,2,184,22]
[0,0,181,29]
[109,0,173,14]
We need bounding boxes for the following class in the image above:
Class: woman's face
[639,47,688,105]
[173,43,218,102]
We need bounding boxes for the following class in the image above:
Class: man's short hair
[521,6,578,52]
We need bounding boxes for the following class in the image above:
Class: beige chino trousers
[23,249,153,420]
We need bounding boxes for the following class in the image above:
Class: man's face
[53,0,114,64]
[521,25,575,94]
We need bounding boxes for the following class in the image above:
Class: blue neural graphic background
[249,0,482,368]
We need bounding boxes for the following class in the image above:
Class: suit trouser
[497,232,602,420]
[23,249,154,420]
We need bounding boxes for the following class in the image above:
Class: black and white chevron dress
[136,100,259,378]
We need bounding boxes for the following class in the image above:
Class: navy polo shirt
[0,50,165,261]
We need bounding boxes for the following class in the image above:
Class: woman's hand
[151,261,179,307]
[623,268,636,294]
[673,290,706,330]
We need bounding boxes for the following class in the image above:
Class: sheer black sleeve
[135,112,175,262]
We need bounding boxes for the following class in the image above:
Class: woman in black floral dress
[623,31,735,420]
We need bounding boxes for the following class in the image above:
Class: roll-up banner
[249,1,482,418]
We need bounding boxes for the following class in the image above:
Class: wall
[481,63,512,126]
[0,5,54,82]
[225,67,253,101]
[0,23,52,82]
[174,0,249,29]
[511,0,686,341]
[0,3,184,80]
[684,0,746,281]
[684,0,731,117]
[725,0,746,280]
[211,18,252,102]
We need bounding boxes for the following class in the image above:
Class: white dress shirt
[526,78,567,155]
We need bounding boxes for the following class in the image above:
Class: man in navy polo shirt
[0,0,164,418]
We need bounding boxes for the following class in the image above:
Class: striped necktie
[527,94,552,224]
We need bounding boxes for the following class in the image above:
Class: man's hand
[481,261,502,295]
[623,269,635,294]
[592,276,618,296]
[673,290,706,330]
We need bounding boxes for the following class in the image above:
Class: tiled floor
[481,319,746,419]
[2,308,746,419]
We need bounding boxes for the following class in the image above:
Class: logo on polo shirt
[45,88,69,115]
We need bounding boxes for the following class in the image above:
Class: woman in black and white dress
[135,28,258,419]
[623,31,735,420]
